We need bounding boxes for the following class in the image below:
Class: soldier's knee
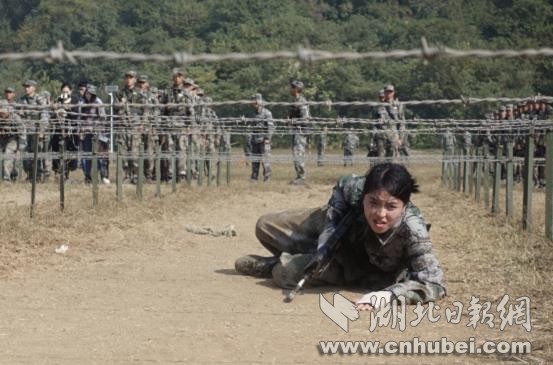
[255,213,273,242]
[271,262,300,289]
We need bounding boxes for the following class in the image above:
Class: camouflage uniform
[198,95,218,179]
[162,84,195,180]
[343,128,359,166]
[255,175,446,304]
[288,93,310,181]
[316,125,327,166]
[0,101,26,181]
[136,82,160,180]
[115,81,142,182]
[19,83,51,182]
[250,104,274,181]
[386,99,408,157]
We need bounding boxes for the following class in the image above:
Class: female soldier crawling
[235,162,446,309]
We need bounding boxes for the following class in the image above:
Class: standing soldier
[288,80,310,184]
[442,128,456,177]
[343,126,359,166]
[250,93,274,182]
[316,124,327,167]
[52,83,80,180]
[384,84,408,157]
[19,80,50,183]
[369,89,388,159]
[0,100,26,181]
[81,85,109,184]
[162,69,195,181]
[197,89,218,180]
[115,70,141,183]
[136,75,159,182]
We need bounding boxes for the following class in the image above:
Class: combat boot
[235,255,278,278]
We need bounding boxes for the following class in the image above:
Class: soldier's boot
[235,255,278,278]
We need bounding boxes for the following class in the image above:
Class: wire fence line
[2,39,553,64]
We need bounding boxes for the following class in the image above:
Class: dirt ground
[0,151,551,364]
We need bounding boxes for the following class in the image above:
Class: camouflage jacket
[251,106,274,143]
[317,175,446,304]
[343,132,359,151]
[18,94,49,134]
[288,95,310,134]
[115,86,142,116]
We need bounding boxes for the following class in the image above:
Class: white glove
[355,291,393,310]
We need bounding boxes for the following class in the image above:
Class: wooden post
[216,148,221,187]
[226,149,231,185]
[17,150,24,182]
[155,141,161,198]
[441,152,446,186]
[198,144,204,187]
[483,148,490,209]
[92,136,99,207]
[545,130,553,238]
[137,142,144,201]
[468,147,474,196]
[116,140,123,202]
[505,139,514,219]
[457,147,463,192]
[475,147,482,202]
[186,137,192,186]
[59,141,65,212]
[523,128,535,231]
[30,128,39,218]
[463,148,469,193]
[492,142,501,215]
[171,150,177,193]
[207,147,213,187]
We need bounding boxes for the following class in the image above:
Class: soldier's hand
[355,291,393,311]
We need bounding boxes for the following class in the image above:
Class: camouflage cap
[172,68,185,76]
[183,78,197,87]
[384,84,395,92]
[124,70,137,77]
[499,106,506,112]
[378,89,385,97]
[86,85,98,95]
[251,93,263,104]
[137,74,149,82]
[506,104,514,110]
[4,86,15,93]
[22,80,37,87]
[290,80,304,89]
[150,87,158,93]
[40,90,51,98]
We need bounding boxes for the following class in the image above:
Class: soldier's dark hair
[60,83,71,90]
[362,162,419,204]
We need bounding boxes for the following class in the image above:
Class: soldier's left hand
[355,291,392,311]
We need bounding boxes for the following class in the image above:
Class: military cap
[251,93,263,104]
[86,85,98,95]
[40,90,51,98]
[196,88,205,96]
[378,89,385,97]
[172,68,185,76]
[506,104,514,110]
[124,70,137,77]
[150,87,158,93]
[384,84,395,92]
[4,86,15,93]
[183,78,197,86]
[290,80,304,89]
[499,106,506,112]
[22,80,37,87]
[137,74,149,82]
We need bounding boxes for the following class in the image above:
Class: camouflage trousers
[251,141,271,180]
[316,134,326,166]
[255,207,343,289]
[292,134,307,180]
[343,148,354,166]
[24,135,51,182]
[120,132,140,180]
[0,136,19,181]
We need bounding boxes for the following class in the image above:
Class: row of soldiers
[0,70,226,183]
[442,99,552,188]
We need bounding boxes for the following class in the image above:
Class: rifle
[285,209,357,303]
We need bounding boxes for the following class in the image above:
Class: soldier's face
[79,86,87,96]
[363,189,406,234]
[173,74,184,86]
[24,85,35,96]
[125,75,136,88]
[289,87,299,97]
[500,111,506,119]
[4,91,14,101]
[385,90,394,102]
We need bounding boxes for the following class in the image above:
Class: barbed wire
[2,39,553,65]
